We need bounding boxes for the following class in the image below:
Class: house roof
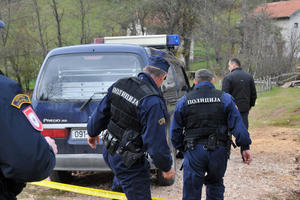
[254,0,300,19]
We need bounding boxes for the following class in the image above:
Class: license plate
[71,129,89,140]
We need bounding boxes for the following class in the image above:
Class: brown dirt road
[19,126,300,200]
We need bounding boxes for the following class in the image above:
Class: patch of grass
[18,185,68,200]
[189,60,207,71]
[249,87,300,128]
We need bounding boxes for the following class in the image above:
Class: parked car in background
[31,34,190,186]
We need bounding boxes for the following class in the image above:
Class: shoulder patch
[11,94,31,109]
[22,106,43,131]
[158,117,166,125]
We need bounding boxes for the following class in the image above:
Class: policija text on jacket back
[0,20,57,200]
[87,55,175,200]
[171,69,252,200]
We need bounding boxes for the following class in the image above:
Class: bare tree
[238,8,289,78]
[287,28,300,72]
[143,0,202,70]
[32,0,47,57]
[50,0,63,47]
[76,0,90,44]
[0,0,12,76]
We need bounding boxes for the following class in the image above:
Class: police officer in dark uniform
[0,20,57,200]
[171,69,252,200]
[87,55,175,200]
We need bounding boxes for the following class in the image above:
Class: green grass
[249,87,300,128]
[189,60,207,71]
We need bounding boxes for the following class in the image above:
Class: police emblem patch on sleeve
[22,106,43,131]
[158,117,166,125]
[11,94,31,109]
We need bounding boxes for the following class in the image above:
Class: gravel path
[19,127,300,200]
[151,127,300,200]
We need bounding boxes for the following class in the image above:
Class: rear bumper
[54,154,111,171]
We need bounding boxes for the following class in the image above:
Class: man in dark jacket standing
[222,58,257,160]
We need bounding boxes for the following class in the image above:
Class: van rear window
[36,53,143,101]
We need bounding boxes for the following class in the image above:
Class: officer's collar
[194,81,215,90]
[137,72,160,91]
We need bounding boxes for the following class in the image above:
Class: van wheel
[156,169,175,186]
[49,171,73,183]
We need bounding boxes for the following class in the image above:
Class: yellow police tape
[30,180,172,200]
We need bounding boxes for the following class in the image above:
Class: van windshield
[36,53,143,101]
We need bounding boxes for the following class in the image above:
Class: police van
[31,34,190,185]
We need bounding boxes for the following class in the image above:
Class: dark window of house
[294,23,298,28]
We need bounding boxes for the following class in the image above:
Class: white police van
[32,34,190,185]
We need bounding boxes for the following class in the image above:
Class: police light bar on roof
[94,34,180,47]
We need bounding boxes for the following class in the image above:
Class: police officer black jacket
[0,73,56,199]
[222,68,257,112]
[183,86,228,149]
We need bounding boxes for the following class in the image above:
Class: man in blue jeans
[171,69,252,200]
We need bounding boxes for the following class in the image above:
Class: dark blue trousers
[103,148,151,200]
[183,144,228,200]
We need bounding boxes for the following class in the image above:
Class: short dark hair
[229,58,241,67]
[195,69,213,83]
[145,66,166,78]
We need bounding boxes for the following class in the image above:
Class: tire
[49,171,73,183]
[156,169,175,186]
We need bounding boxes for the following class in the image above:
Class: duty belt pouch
[122,151,144,168]
[206,134,217,151]
[101,130,119,155]
[185,138,195,151]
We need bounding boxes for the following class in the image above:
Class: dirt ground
[19,126,300,200]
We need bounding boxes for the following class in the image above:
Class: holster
[118,129,144,168]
